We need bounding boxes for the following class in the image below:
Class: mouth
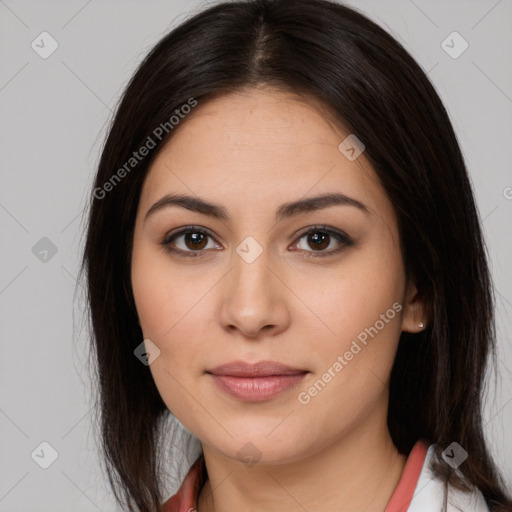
[206,360,309,402]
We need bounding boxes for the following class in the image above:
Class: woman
[79,0,512,511]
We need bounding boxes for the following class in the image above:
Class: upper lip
[206,360,308,377]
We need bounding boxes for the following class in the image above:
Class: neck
[197,417,407,512]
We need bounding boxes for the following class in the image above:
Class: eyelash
[160,225,354,259]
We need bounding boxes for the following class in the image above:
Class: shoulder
[407,444,490,512]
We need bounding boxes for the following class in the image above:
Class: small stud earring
[418,322,424,329]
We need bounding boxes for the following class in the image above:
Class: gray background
[1,0,511,510]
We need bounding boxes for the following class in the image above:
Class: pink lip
[206,360,308,402]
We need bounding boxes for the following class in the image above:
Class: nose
[218,243,291,340]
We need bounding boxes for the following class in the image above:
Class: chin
[207,434,314,468]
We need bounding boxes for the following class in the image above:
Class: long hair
[78,1,512,510]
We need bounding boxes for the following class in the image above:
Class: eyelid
[162,225,218,246]
[160,224,353,258]
[291,225,353,257]
[161,225,220,257]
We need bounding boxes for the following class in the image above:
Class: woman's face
[131,87,423,465]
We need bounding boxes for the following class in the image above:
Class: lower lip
[208,373,307,402]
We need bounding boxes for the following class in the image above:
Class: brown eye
[161,227,220,258]
[293,226,354,257]
[305,232,330,251]
[161,225,353,259]
[183,232,208,250]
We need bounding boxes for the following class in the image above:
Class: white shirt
[408,445,490,511]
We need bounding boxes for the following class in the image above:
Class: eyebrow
[144,192,370,223]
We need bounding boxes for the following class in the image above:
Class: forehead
[160,87,349,157]
[139,87,388,220]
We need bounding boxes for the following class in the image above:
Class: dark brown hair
[78,0,512,510]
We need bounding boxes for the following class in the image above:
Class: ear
[401,280,428,333]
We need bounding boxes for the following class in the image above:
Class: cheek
[297,250,403,342]
[131,242,193,339]
[294,246,405,395]
[291,277,403,446]
[299,284,402,391]
[132,266,208,398]
[131,256,208,420]
[132,272,170,340]
[131,243,210,380]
